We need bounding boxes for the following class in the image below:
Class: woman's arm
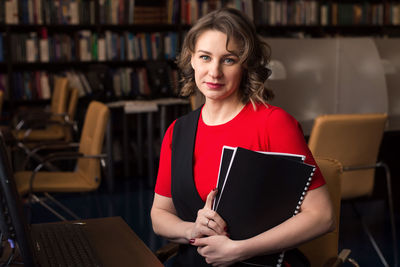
[194,184,335,265]
[151,193,193,244]
[151,190,228,244]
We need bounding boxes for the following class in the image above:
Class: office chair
[308,113,397,267]
[13,101,110,221]
[299,157,358,267]
[13,77,77,143]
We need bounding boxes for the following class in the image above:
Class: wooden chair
[13,101,110,220]
[308,113,397,267]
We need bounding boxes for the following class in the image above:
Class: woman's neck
[201,99,246,126]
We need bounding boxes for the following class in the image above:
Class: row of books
[321,3,400,26]
[0,0,180,25]
[253,1,400,26]
[7,66,180,101]
[68,65,180,98]
[180,0,222,25]
[254,0,318,26]
[99,0,179,24]
[9,30,179,63]
[11,71,52,100]
[99,1,177,25]
[1,0,95,25]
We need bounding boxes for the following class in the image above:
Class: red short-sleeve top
[155,102,325,201]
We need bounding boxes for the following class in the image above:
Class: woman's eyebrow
[196,49,211,54]
[196,49,238,57]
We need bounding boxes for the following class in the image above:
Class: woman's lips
[206,82,224,89]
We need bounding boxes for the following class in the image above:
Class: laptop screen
[0,133,36,266]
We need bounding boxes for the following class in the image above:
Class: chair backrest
[46,77,70,137]
[64,87,79,141]
[76,101,110,188]
[67,87,79,121]
[50,76,69,117]
[299,157,342,267]
[308,113,387,199]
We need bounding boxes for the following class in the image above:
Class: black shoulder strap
[171,106,204,222]
[171,106,210,266]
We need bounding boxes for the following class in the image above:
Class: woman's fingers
[202,189,228,235]
[206,217,227,235]
[191,189,228,239]
[205,188,218,210]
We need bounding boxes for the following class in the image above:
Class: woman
[151,8,334,267]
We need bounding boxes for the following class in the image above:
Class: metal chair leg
[30,193,81,221]
[344,161,398,267]
[30,194,67,221]
[352,202,389,267]
[378,162,399,267]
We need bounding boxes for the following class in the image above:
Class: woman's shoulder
[166,108,201,136]
[251,103,296,122]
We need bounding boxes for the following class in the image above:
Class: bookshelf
[0,0,399,109]
[0,0,182,109]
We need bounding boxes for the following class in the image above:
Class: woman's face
[191,30,243,104]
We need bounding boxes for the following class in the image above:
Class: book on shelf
[98,34,106,61]
[214,146,315,266]
[5,0,19,24]
[39,28,49,62]
[134,5,167,24]
[26,32,38,63]
[39,72,51,99]
[65,70,86,97]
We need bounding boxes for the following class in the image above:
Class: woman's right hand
[189,188,228,240]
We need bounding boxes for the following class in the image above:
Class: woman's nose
[208,62,223,78]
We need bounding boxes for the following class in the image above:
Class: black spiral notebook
[213,146,316,267]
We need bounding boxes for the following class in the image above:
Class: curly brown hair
[177,7,274,105]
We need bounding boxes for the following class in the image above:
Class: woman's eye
[224,58,235,64]
[200,55,210,61]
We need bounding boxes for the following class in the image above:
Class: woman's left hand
[192,235,242,266]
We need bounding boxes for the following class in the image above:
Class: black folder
[214,146,315,266]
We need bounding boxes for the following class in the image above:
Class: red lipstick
[206,82,223,89]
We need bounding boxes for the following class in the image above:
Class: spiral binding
[276,166,316,267]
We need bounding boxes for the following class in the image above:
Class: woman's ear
[190,54,195,69]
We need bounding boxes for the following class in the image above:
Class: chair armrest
[14,111,53,129]
[17,141,80,170]
[15,119,78,144]
[25,141,80,155]
[27,152,108,195]
[40,151,106,163]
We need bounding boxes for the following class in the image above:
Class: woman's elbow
[326,213,336,233]
[150,207,161,235]
[321,205,336,234]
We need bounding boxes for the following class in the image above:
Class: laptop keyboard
[33,223,101,267]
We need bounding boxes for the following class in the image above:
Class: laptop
[0,134,163,267]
